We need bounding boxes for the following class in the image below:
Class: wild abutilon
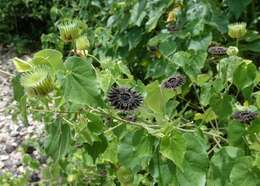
[226,46,239,56]
[20,66,54,96]
[228,22,247,39]
[107,87,143,111]
[58,21,81,42]
[208,46,227,55]
[232,110,258,123]
[75,35,90,50]
[162,74,186,89]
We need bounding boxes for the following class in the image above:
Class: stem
[236,38,239,48]
[176,127,228,143]
[29,107,228,143]
[83,50,88,57]
[156,143,163,185]
[29,108,77,114]
[103,123,124,133]
[86,53,102,64]
[73,40,77,55]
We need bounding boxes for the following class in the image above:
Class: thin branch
[86,53,102,64]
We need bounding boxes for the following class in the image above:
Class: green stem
[156,143,163,186]
[103,123,124,133]
[73,40,77,55]
[86,53,102,64]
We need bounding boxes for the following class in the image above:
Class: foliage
[0,0,65,53]
[2,0,260,185]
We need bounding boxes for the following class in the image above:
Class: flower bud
[228,23,247,39]
[75,35,90,50]
[226,46,239,56]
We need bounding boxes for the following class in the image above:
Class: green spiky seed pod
[75,35,90,50]
[227,46,239,56]
[228,23,247,39]
[20,66,54,96]
[58,21,81,42]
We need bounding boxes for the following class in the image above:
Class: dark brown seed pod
[208,46,227,55]
[232,110,258,123]
[162,74,186,89]
[107,87,143,111]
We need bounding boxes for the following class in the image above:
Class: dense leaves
[4,0,260,185]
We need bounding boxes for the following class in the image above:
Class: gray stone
[5,145,16,153]
[0,155,9,161]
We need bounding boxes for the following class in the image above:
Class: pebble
[0,48,44,176]
[5,144,16,153]
[0,155,9,161]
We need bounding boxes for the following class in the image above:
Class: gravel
[0,47,45,177]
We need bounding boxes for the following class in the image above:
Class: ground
[0,46,44,177]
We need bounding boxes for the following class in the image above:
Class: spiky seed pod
[20,66,54,96]
[226,46,239,56]
[75,35,90,50]
[232,110,258,123]
[58,21,81,42]
[208,46,227,55]
[162,74,186,89]
[107,87,143,111]
[228,23,247,39]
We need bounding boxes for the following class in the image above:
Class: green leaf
[227,121,246,147]
[45,119,71,161]
[160,130,187,171]
[33,49,63,70]
[63,56,102,106]
[241,40,260,52]
[84,134,108,162]
[149,156,177,186]
[148,33,171,46]
[207,146,244,186]
[194,108,217,123]
[218,56,244,83]
[176,133,208,186]
[233,62,257,90]
[144,81,174,115]
[145,0,172,32]
[100,139,118,164]
[230,157,260,186]
[227,0,252,19]
[159,39,177,58]
[118,129,154,171]
[129,0,147,27]
[254,91,260,108]
[173,50,207,82]
[200,83,213,106]
[117,166,134,185]
[188,33,212,51]
[210,94,233,119]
